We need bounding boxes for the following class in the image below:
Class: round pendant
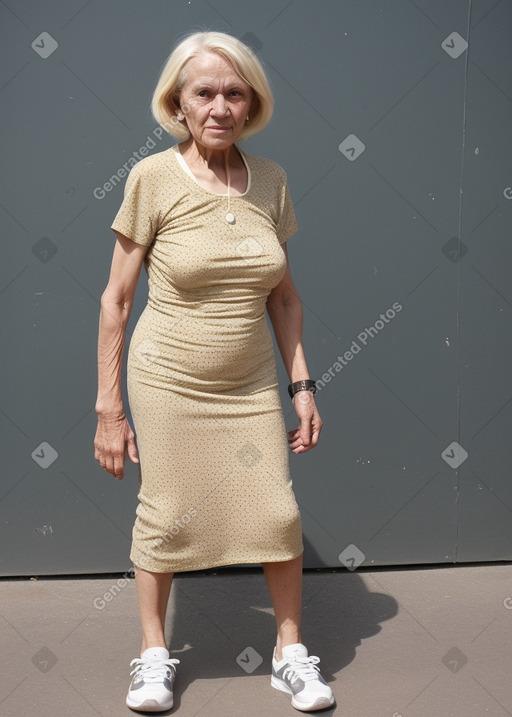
[225,212,236,225]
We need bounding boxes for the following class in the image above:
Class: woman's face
[178,52,254,150]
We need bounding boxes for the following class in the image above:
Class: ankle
[141,641,168,655]
[275,636,301,661]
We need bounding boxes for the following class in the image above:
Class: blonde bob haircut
[151,31,274,141]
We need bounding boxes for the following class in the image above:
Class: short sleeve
[276,174,298,244]
[110,162,159,247]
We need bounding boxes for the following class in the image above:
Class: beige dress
[110,143,303,572]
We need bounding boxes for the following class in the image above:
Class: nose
[211,93,228,117]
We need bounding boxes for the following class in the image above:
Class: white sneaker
[126,646,179,712]
[271,643,335,712]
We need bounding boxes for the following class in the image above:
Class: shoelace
[129,656,180,684]
[282,655,321,684]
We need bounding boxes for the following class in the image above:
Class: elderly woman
[94,31,334,713]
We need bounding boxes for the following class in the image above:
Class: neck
[181,138,238,170]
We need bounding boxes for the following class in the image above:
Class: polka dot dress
[110,143,303,573]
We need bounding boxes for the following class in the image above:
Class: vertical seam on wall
[454,0,473,562]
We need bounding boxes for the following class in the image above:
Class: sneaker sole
[126,696,173,712]
[271,675,335,712]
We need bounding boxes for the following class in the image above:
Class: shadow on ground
[164,537,397,712]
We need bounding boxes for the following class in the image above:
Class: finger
[293,441,314,454]
[291,443,308,454]
[310,427,321,447]
[104,456,116,476]
[113,456,124,480]
[300,423,321,451]
[127,435,140,463]
[288,432,303,448]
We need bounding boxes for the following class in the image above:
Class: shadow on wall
[164,536,397,706]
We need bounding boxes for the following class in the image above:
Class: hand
[287,390,323,454]
[94,410,139,480]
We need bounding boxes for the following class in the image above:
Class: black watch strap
[288,379,317,399]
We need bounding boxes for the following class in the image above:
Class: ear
[168,92,183,121]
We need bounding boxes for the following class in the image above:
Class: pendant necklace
[225,159,236,225]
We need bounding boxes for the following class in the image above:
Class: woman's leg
[262,553,303,660]
[133,565,174,655]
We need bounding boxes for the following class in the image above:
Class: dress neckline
[170,143,251,197]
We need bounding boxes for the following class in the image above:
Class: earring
[246,115,249,121]
[176,111,185,121]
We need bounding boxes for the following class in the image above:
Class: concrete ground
[1,563,511,717]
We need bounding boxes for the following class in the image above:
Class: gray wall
[1,0,511,576]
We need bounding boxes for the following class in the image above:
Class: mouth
[206,126,231,132]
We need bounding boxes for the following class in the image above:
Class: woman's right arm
[94,231,148,480]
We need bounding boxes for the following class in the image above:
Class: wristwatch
[288,379,317,400]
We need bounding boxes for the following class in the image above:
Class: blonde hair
[151,31,274,140]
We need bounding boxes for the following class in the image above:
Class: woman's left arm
[266,242,323,454]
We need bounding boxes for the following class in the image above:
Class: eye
[198,89,208,98]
